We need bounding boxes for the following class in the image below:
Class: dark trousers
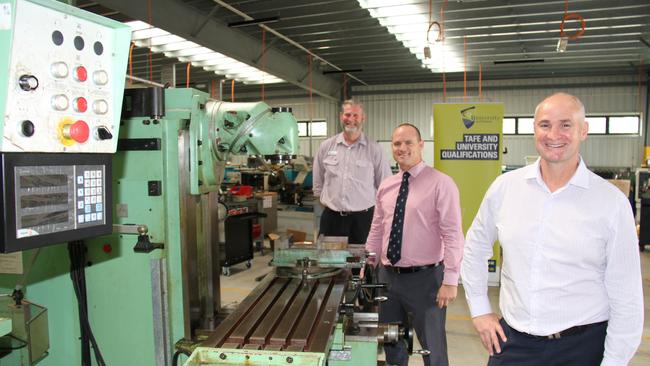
[488,318,606,366]
[318,206,374,244]
[377,264,448,366]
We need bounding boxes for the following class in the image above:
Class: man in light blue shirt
[462,93,643,365]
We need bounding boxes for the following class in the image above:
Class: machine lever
[133,234,164,253]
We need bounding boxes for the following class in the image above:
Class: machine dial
[18,75,39,91]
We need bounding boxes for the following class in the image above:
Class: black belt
[522,320,608,340]
[385,261,442,274]
[327,206,373,217]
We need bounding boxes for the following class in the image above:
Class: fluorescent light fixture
[358,0,464,72]
[125,20,285,85]
[556,37,569,52]
[228,16,279,28]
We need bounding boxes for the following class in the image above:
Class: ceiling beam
[92,0,342,101]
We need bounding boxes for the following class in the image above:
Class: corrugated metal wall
[239,75,647,167]
[354,75,646,168]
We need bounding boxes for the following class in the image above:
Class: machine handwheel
[222,267,231,276]
[246,261,252,268]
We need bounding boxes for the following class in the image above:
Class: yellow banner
[434,103,503,285]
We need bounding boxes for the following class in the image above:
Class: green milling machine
[0,1,420,365]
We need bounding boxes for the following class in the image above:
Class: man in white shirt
[461,92,643,365]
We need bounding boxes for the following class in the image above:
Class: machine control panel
[0,153,112,253]
[0,0,131,153]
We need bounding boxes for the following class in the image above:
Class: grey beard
[344,126,359,134]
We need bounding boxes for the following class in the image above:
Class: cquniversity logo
[460,106,476,129]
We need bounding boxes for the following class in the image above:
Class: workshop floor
[220,250,650,365]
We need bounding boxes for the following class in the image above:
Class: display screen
[20,193,68,208]
[21,211,69,228]
[19,174,68,188]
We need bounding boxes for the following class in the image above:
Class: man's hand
[436,284,457,308]
[472,313,507,356]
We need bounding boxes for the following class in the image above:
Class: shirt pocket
[323,156,339,176]
[352,159,372,182]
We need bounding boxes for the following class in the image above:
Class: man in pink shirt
[365,123,464,366]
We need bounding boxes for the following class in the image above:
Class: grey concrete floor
[220,250,650,365]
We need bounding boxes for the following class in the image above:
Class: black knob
[96,126,113,140]
[18,75,39,91]
[21,120,35,137]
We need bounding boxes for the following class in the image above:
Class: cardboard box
[607,179,631,197]
[287,229,307,243]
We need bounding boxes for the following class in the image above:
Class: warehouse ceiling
[78,0,650,99]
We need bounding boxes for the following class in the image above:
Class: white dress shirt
[462,158,643,366]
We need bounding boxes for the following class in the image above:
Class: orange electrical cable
[261,28,266,101]
[479,63,483,102]
[211,79,216,98]
[463,36,467,101]
[147,0,153,81]
[560,0,585,41]
[128,42,135,85]
[186,63,190,88]
[638,57,644,115]
[441,1,447,102]
[231,80,235,102]
[308,54,313,123]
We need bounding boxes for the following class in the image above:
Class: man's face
[340,104,365,135]
[392,125,423,171]
[534,94,588,166]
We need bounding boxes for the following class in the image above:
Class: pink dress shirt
[365,161,464,285]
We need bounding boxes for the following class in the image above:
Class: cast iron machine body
[182,242,419,366]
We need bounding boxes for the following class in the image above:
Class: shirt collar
[401,160,427,178]
[525,156,590,189]
[336,132,367,147]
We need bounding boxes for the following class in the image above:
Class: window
[586,117,606,134]
[297,122,308,137]
[297,120,328,137]
[310,121,327,136]
[503,118,516,134]
[502,115,640,135]
[609,116,639,134]
[518,118,535,134]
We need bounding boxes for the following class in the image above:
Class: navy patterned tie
[387,171,410,265]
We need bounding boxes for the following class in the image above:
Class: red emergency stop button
[64,120,90,143]
[74,66,88,82]
[74,97,87,113]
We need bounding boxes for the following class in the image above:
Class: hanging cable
[68,241,106,366]
[261,28,266,101]
[211,79,216,99]
[441,1,447,102]
[308,54,314,124]
[479,63,483,102]
[560,0,585,41]
[147,0,154,81]
[638,57,644,115]
[186,63,191,88]
[231,79,235,102]
[463,36,467,101]
[128,43,135,86]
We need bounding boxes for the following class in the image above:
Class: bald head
[534,93,586,124]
